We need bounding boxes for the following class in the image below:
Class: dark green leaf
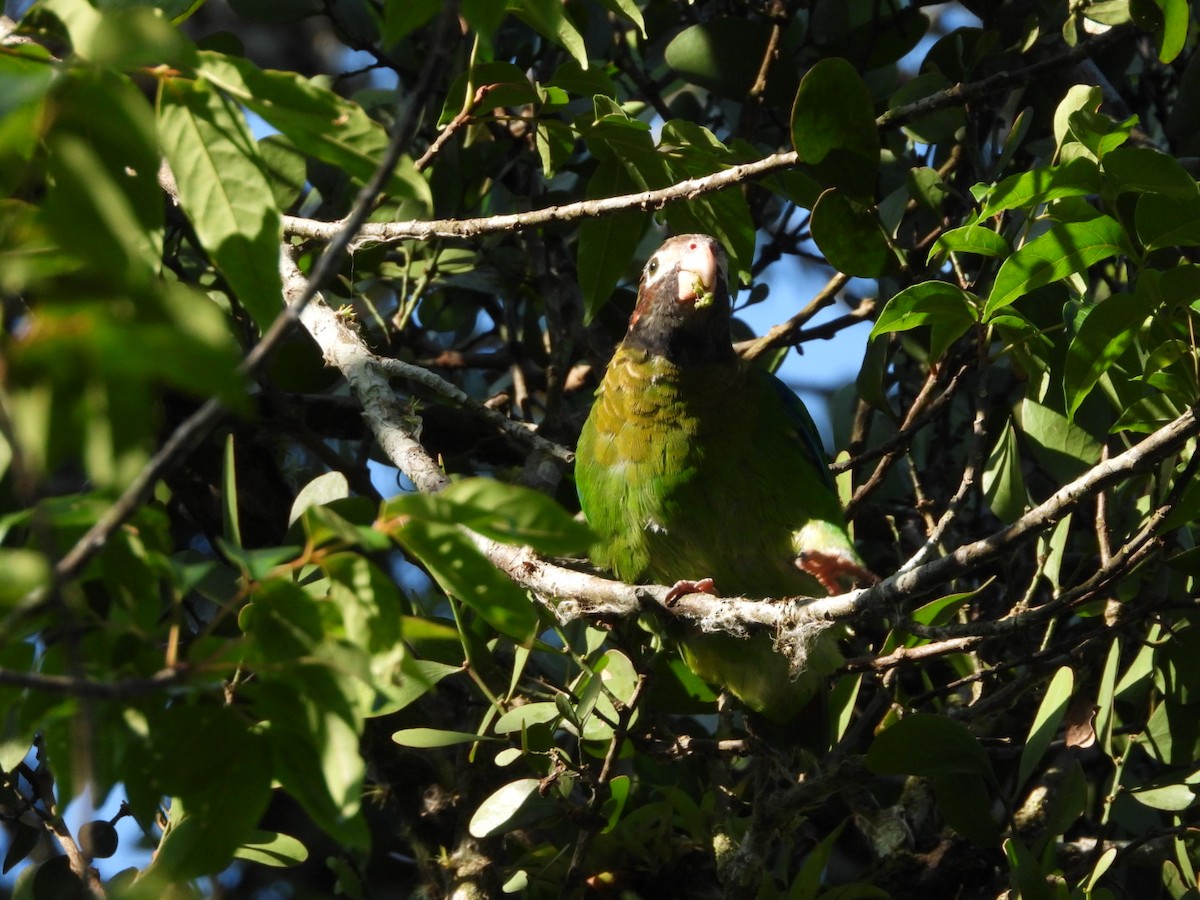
[890,73,965,145]
[792,58,879,197]
[906,166,951,212]
[578,157,649,322]
[811,189,892,277]
[866,713,994,781]
[934,773,1002,846]
[1004,837,1055,900]
[1064,291,1156,418]
[381,0,440,44]
[438,62,538,127]
[2,821,40,874]
[665,18,774,100]
[982,420,1027,523]
[1136,193,1200,250]
[1103,146,1199,199]
[258,133,308,212]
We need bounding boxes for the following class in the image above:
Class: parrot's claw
[664,577,717,606]
[797,552,878,596]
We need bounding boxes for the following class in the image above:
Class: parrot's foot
[797,552,878,595]
[663,577,717,606]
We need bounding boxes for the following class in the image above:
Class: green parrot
[575,234,871,722]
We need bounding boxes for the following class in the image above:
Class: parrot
[574,233,872,723]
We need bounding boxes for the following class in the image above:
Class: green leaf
[232,830,310,868]
[494,701,560,733]
[158,76,283,330]
[870,281,979,358]
[135,705,273,880]
[392,728,496,748]
[1136,193,1200,250]
[811,189,892,277]
[1063,291,1156,418]
[1150,0,1189,62]
[392,477,593,556]
[907,166,951,212]
[577,157,649,322]
[396,520,540,643]
[1018,389,1102,483]
[0,549,51,608]
[982,420,1027,523]
[1054,85,1102,152]
[890,72,965,145]
[976,157,1102,220]
[3,821,40,875]
[438,62,538,127]
[468,778,554,838]
[381,0,440,45]
[1017,666,1074,792]
[866,713,994,781]
[792,58,879,197]
[664,18,775,100]
[251,670,370,848]
[1067,109,1137,159]
[934,773,1002,847]
[1129,782,1197,811]
[73,3,195,67]
[928,226,1010,262]
[289,471,351,525]
[258,133,308,212]
[506,0,586,66]
[42,69,164,286]
[194,51,430,210]
[221,433,242,547]
[1044,758,1088,837]
[1004,837,1056,900]
[984,216,1126,319]
[601,775,631,833]
[790,821,849,900]
[0,44,53,197]
[598,0,645,36]
[1143,694,1200,766]
[1103,146,1199,199]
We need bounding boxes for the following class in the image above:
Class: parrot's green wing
[575,234,869,722]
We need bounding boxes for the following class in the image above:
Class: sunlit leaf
[985,216,1126,319]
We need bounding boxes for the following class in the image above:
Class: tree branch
[281,28,1129,251]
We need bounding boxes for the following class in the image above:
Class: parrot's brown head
[623,234,736,364]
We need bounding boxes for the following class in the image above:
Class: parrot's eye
[646,258,659,276]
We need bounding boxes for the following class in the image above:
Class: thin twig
[375,357,574,463]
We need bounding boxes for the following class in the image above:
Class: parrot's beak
[676,238,720,308]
